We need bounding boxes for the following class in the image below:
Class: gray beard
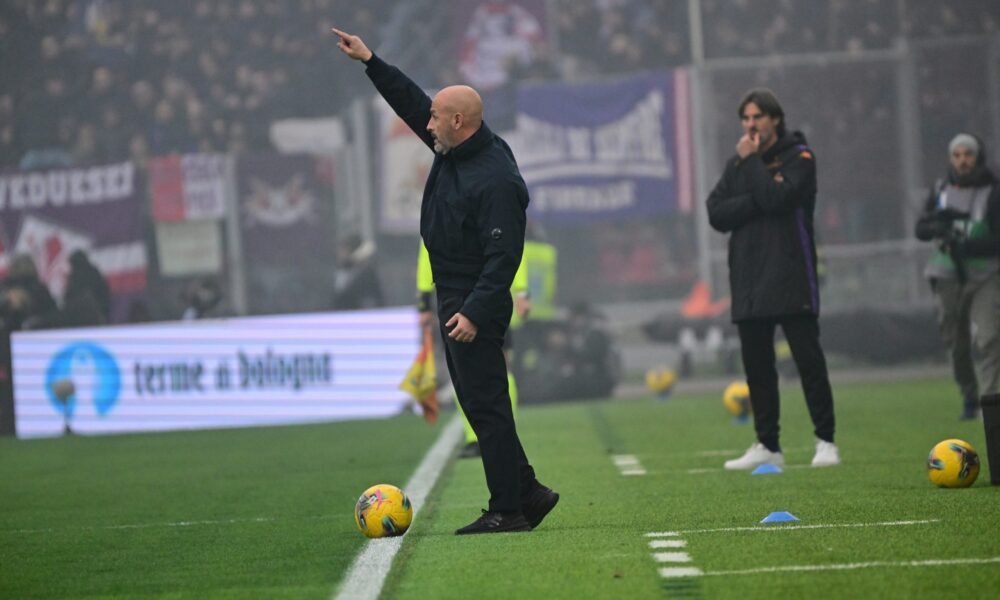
[433,141,449,154]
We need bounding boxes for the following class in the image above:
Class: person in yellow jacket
[418,241,529,457]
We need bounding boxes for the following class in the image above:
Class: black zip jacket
[364,54,528,329]
[706,131,821,322]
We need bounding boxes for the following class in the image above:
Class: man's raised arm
[331,28,434,150]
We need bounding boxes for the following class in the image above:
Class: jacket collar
[448,122,493,160]
[762,131,807,163]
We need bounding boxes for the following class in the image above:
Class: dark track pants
[437,289,536,513]
[738,315,835,452]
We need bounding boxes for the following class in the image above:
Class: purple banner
[512,71,693,224]
[236,155,333,265]
[0,162,148,303]
[235,155,335,314]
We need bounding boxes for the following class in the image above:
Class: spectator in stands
[706,88,839,470]
[0,94,17,168]
[331,234,384,311]
[62,249,112,326]
[0,255,58,331]
[915,134,1000,419]
[181,277,222,321]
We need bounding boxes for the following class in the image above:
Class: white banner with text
[11,308,420,438]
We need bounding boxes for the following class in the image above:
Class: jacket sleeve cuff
[363,52,386,72]
[459,301,488,330]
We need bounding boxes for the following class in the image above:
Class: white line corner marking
[660,567,704,578]
[653,552,693,563]
[333,416,463,600]
[612,454,647,476]
[650,540,687,549]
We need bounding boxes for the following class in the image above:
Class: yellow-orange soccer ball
[646,367,677,399]
[927,439,980,488]
[723,381,751,417]
[354,484,413,538]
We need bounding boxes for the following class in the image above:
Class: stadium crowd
[2,0,999,171]
[0,0,389,169]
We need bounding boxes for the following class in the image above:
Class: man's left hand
[446,312,478,343]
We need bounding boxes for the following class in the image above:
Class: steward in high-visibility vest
[520,239,557,321]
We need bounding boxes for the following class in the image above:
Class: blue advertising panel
[512,70,692,223]
[11,308,420,438]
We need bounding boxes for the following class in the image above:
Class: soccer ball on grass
[645,367,677,400]
[927,439,980,488]
[723,381,751,419]
[354,483,413,538]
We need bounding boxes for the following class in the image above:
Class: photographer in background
[916,133,1000,420]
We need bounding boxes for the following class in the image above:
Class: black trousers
[437,289,536,513]
[738,315,835,452]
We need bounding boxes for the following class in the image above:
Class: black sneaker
[455,510,532,535]
[521,481,559,529]
[458,441,481,459]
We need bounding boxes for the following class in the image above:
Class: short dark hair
[738,88,786,138]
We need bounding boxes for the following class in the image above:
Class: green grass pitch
[2,376,998,598]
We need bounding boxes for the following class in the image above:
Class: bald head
[427,85,483,154]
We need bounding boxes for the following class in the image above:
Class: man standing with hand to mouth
[706,88,839,471]
[331,28,558,534]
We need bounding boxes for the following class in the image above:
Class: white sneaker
[724,443,785,470]
[811,439,841,467]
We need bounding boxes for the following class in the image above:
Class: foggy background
[1,0,998,379]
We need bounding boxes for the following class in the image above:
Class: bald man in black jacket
[333,28,558,535]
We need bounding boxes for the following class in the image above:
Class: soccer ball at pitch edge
[723,381,751,417]
[355,483,413,538]
[927,439,980,488]
[645,367,677,399]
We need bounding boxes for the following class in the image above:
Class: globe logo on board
[45,342,121,417]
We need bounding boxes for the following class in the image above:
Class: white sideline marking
[9,515,296,534]
[612,454,647,476]
[333,416,463,600]
[645,519,939,537]
[650,540,687,549]
[654,552,692,563]
[659,567,704,578]
[701,557,1000,577]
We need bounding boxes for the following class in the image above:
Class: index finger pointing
[330,27,348,39]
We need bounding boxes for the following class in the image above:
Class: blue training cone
[751,463,784,475]
[760,511,799,523]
